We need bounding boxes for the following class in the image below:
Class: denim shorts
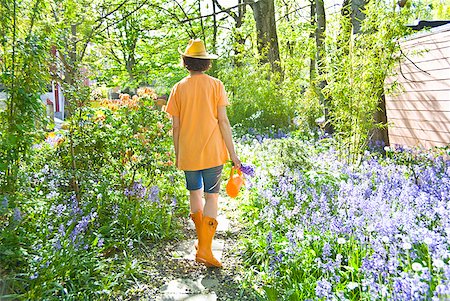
[184,165,223,193]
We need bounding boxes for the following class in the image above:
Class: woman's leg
[202,165,223,218]
[190,189,203,213]
[184,170,203,213]
[185,171,204,250]
[203,192,218,218]
[195,165,223,267]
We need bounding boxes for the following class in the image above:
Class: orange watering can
[226,167,244,198]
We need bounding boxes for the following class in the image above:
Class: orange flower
[120,93,130,101]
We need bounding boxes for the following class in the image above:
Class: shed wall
[385,25,450,149]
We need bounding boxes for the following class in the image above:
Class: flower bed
[0,94,186,299]
[238,138,450,300]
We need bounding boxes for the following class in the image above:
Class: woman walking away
[165,39,241,268]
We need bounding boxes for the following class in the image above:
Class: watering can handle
[230,167,242,177]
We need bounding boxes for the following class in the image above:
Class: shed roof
[404,21,450,41]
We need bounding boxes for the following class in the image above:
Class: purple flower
[266,231,273,245]
[315,279,332,299]
[240,164,256,177]
[69,195,81,216]
[434,281,450,299]
[58,224,65,236]
[53,239,62,250]
[147,185,159,203]
[112,204,119,219]
[125,180,147,199]
[392,272,429,300]
[239,136,450,298]
[170,197,177,208]
[69,212,96,244]
[1,196,8,209]
[13,208,22,221]
[53,204,66,217]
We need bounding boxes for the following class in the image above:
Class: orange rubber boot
[196,216,222,268]
[190,211,202,250]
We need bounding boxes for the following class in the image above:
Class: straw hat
[178,39,218,59]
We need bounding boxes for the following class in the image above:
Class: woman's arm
[172,116,180,168]
[218,106,241,168]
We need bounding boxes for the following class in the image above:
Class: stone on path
[156,277,218,301]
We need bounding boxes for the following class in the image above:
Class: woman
[165,39,241,268]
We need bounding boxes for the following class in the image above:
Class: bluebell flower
[147,185,159,203]
[170,197,177,208]
[266,231,273,245]
[13,208,22,221]
[1,196,8,209]
[112,204,119,219]
[315,279,332,299]
[240,164,256,177]
[53,239,62,250]
[434,281,450,300]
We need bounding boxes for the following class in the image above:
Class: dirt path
[122,196,258,301]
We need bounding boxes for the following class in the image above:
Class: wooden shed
[385,23,450,149]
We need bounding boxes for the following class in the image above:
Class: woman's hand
[230,154,241,169]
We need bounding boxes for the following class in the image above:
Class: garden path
[137,196,257,301]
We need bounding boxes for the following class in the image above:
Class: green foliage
[238,134,450,300]
[324,2,413,163]
[0,100,186,299]
[237,138,344,300]
[1,0,449,299]
[219,61,296,136]
[0,0,50,196]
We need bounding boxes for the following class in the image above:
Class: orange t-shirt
[165,74,230,171]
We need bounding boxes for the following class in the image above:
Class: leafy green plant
[324,2,412,163]
[1,97,187,299]
[219,61,297,136]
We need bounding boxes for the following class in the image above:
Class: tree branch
[80,0,151,61]
[181,1,253,23]
[399,46,431,77]
[171,0,196,36]
[213,0,237,20]
[94,0,129,24]
[28,0,43,36]
[106,27,122,64]
[276,4,309,22]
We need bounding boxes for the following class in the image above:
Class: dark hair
[182,57,211,72]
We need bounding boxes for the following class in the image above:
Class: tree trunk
[250,0,282,74]
[309,0,316,83]
[348,0,388,146]
[350,0,368,34]
[315,0,332,133]
[126,56,135,83]
[212,0,246,66]
[212,0,217,53]
[372,93,389,147]
[232,0,246,66]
